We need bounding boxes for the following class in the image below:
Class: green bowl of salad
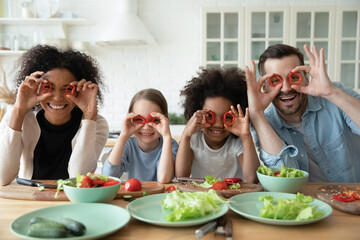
[61,173,121,203]
[257,165,309,193]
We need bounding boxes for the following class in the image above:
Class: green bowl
[63,177,121,203]
[257,168,309,193]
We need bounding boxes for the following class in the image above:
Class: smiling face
[202,96,232,149]
[132,99,162,151]
[39,68,77,125]
[263,55,308,123]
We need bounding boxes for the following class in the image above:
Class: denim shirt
[253,82,360,182]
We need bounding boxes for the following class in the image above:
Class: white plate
[229,192,332,225]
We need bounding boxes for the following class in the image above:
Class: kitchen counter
[0,182,359,240]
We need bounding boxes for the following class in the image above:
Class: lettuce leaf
[161,190,225,221]
[258,193,324,220]
[192,175,221,188]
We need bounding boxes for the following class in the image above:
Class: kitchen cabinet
[0,17,87,56]
[202,5,360,91]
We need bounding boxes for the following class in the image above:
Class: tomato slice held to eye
[333,193,356,202]
[124,178,142,192]
[211,181,228,190]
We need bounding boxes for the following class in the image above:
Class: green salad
[161,190,226,221]
[258,164,304,178]
[259,193,324,220]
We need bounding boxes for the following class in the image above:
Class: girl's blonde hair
[128,88,168,117]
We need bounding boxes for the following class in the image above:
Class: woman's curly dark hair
[14,44,105,106]
[180,67,248,120]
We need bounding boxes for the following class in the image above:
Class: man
[245,44,360,182]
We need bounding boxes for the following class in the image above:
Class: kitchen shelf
[0,18,87,26]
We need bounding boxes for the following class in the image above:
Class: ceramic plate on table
[10,203,130,239]
[229,192,332,226]
[126,193,228,227]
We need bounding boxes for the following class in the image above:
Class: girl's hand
[66,79,98,120]
[147,112,171,138]
[245,61,282,116]
[226,104,251,138]
[14,71,50,112]
[182,110,211,138]
[291,44,336,98]
[121,112,143,139]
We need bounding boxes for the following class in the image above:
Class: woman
[0,45,109,186]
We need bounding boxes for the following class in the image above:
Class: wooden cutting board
[316,183,360,215]
[177,182,263,198]
[0,180,164,201]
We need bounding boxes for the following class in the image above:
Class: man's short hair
[258,44,305,76]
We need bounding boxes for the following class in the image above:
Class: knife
[16,177,58,189]
[176,177,205,183]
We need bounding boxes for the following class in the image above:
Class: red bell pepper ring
[333,193,356,202]
[224,178,242,184]
[268,72,302,87]
[268,74,282,87]
[288,72,302,85]
[40,82,52,94]
[166,185,176,193]
[65,84,76,95]
[205,110,215,125]
[132,113,160,124]
[223,112,235,126]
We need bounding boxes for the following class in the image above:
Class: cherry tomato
[333,193,356,202]
[211,182,228,190]
[224,178,243,184]
[124,178,142,192]
[274,171,281,176]
[166,185,176,193]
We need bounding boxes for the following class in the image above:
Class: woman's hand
[182,110,210,139]
[14,71,50,113]
[226,104,251,138]
[147,112,171,138]
[66,79,98,120]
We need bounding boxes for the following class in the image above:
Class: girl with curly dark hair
[176,67,259,183]
[0,45,109,186]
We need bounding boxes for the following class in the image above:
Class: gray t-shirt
[102,136,179,181]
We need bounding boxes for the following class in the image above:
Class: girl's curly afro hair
[13,44,105,106]
[180,67,247,120]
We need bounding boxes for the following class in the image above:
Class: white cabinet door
[335,7,360,90]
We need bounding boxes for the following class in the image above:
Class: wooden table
[0,183,359,240]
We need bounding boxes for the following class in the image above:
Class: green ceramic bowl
[257,168,309,193]
[63,177,121,203]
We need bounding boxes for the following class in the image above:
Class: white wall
[2,0,359,133]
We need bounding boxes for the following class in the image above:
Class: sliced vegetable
[210,181,228,190]
[224,178,242,184]
[353,191,360,200]
[257,165,304,178]
[333,193,356,202]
